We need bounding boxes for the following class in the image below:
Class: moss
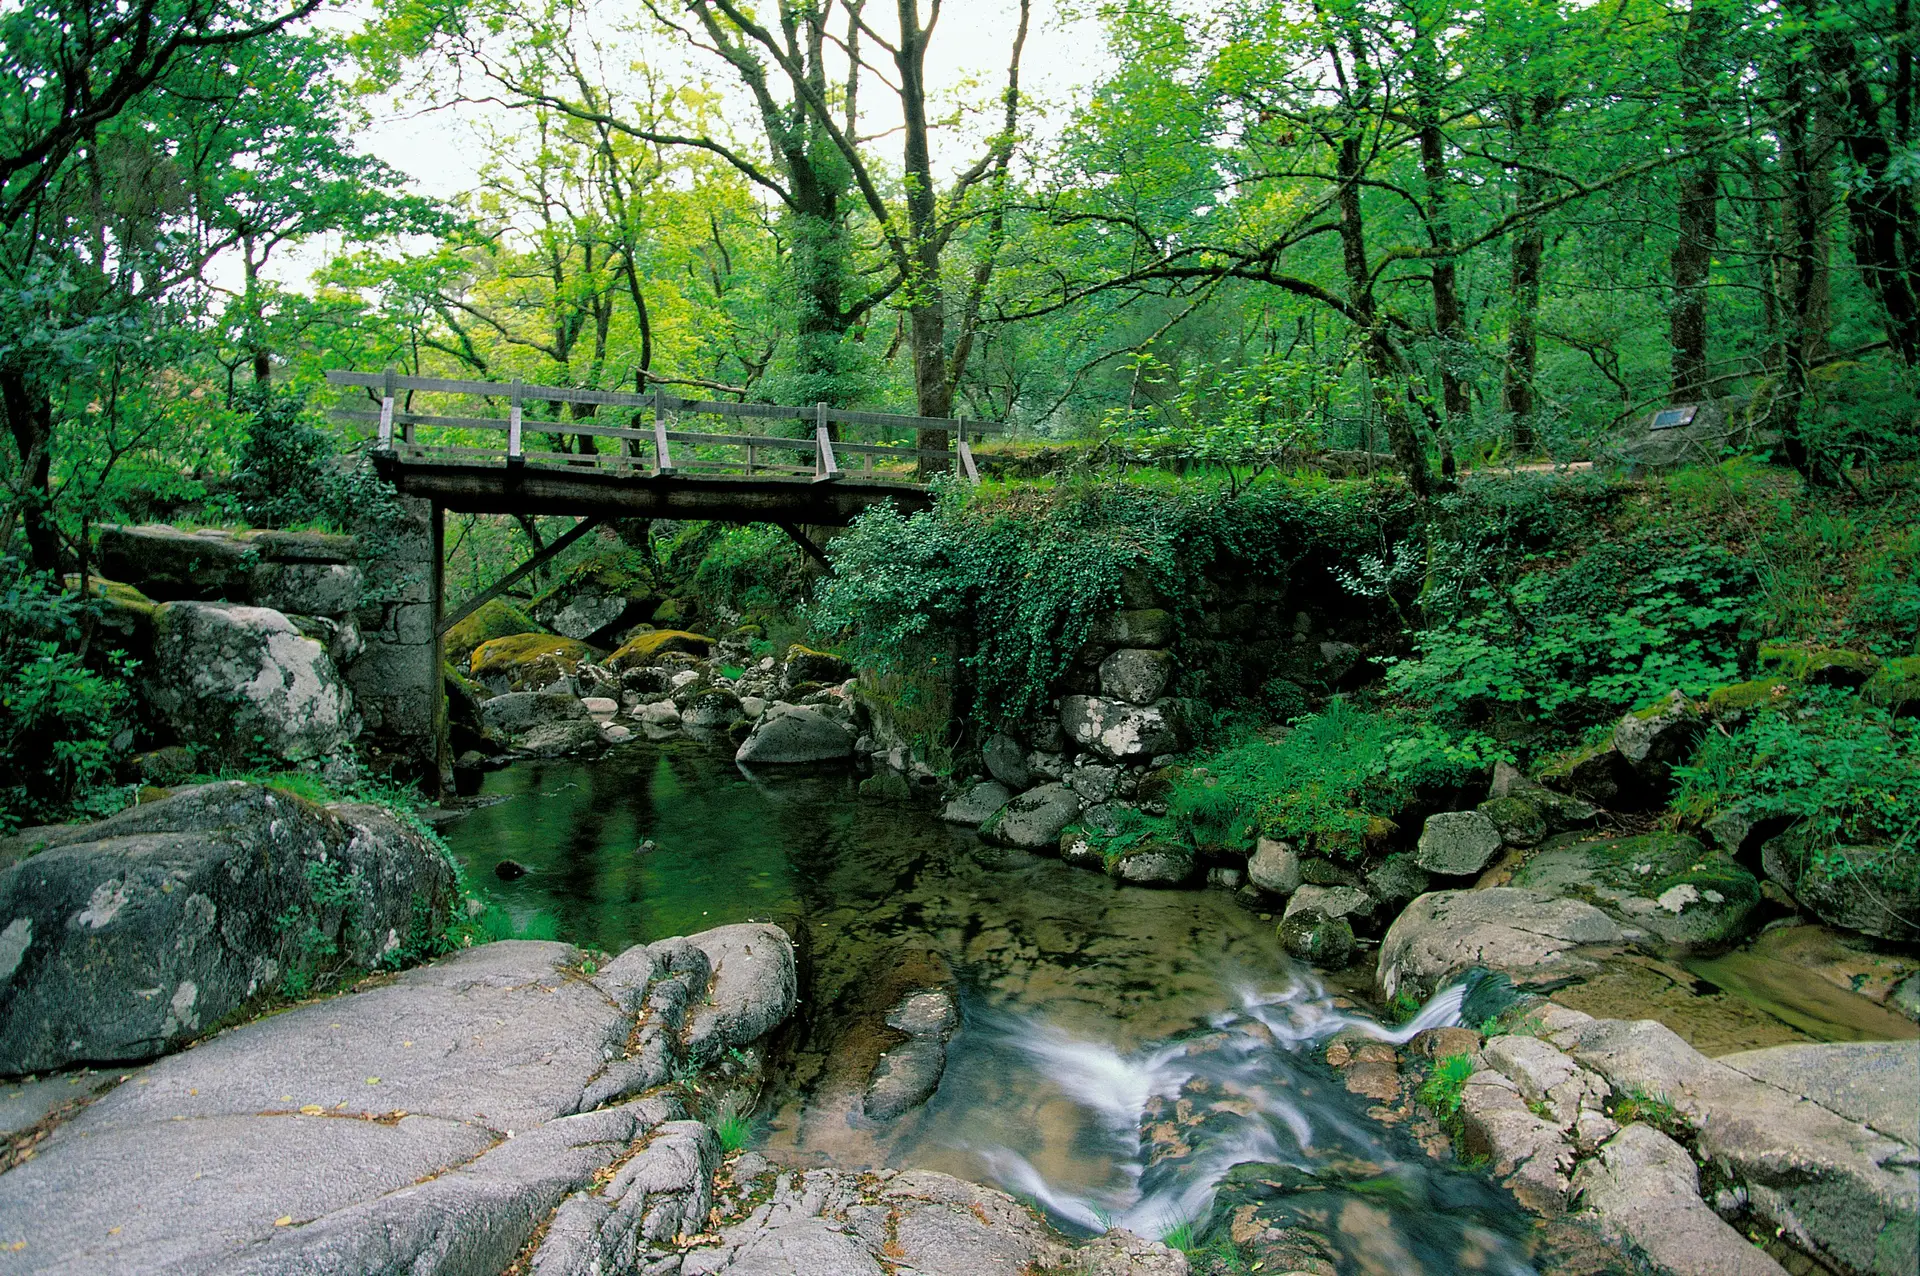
[445,598,542,664]
[1861,656,1920,715]
[1705,677,1796,719]
[1757,643,1882,688]
[650,597,695,628]
[607,629,715,671]
[470,633,599,689]
[444,661,491,705]
[1308,812,1396,860]
[529,549,659,614]
[1478,795,1545,847]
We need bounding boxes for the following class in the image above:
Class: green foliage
[714,1102,754,1153]
[1675,686,1920,880]
[811,475,1403,725]
[1417,1052,1476,1122]
[1158,1219,1198,1252]
[0,564,136,832]
[271,857,364,996]
[225,385,399,531]
[1609,1088,1687,1141]
[1165,702,1504,855]
[1388,537,1756,741]
[687,523,812,615]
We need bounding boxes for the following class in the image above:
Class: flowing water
[442,739,1567,1274]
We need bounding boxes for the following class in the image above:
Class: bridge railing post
[814,401,840,482]
[377,367,396,453]
[652,387,675,475]
[957,418,980,484]
[507,378,524,466]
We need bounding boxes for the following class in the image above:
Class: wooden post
[396,368,416,444]
[429,501,450,798]
[956,418,980,484]
[814,401,840,482]
[746,441,756,476]
[652,387,675,474]
[507,378,524,465]
[377,367,396,452]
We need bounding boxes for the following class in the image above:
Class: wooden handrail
[324,368,1002,435]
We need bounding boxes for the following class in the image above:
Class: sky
[272,0,1111,287]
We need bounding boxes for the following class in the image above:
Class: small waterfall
[966,972,1538,1274]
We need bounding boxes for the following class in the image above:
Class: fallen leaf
[274,1217,293,1228]
[299,1105,324,1116]
[365,1077,380,1086]
[107,1227,120,1236]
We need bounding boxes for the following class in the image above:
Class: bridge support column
[343,493,450,794]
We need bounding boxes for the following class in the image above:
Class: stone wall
[342,495,446,786]
[93,513,447,786]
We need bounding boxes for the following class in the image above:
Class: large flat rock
[1376,888,1629,1002]
[1573,1123,1788,1276]
[1719,1040,1920,1148]
[1553,1016,1919,1276]
[0,930,798,1275]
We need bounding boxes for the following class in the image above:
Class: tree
[1,0,322,570]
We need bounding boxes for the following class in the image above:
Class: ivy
[808,473,1410,726]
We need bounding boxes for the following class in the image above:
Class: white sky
[271,0,1110,287]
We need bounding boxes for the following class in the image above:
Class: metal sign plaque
[1650,405,1698,431]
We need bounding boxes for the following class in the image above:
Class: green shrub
[1164,701,1503,854]
[227,385,398,531]
[1387,537,1755,741]
[0,564,136,831]
[1674,686,1920,892]
[1417,1052,1476,1122]
[688,523,812,613]
[810,475,1404,725]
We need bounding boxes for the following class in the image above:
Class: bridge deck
[374,450,934,525]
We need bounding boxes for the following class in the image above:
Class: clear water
[444,740,1578,1274]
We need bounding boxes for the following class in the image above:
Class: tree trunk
[1815,12,1920,365]
[896,0,952,472]
[1501,90,1555,448]
[1413,30,1469,429]
[1335,134,1433,497]
[1669,0,1721,399]
[1,366,60,574]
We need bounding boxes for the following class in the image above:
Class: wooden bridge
[325,369,999,527]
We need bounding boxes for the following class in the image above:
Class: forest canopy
[0,0,1915,564]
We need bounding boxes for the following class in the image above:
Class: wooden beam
[435,515,603,639]
[374,459,935,526]
[777,522,833,572]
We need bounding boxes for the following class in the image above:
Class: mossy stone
[651,597,695,628]
[529,549,659,612]
[446,598,541,666]
[1705,677,1795,719]
[1861,656,1920,716]
[470,633,599,690]
[1477,795,1547,848]
[1279,907,1355,966]
[1757,643,1882,688]
[607,629,715,672]
[1512,831,1760,950]
[858,771,914,803]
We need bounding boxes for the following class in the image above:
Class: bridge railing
[325,369,1000,484]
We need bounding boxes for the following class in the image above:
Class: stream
[442,739,1559,1274]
